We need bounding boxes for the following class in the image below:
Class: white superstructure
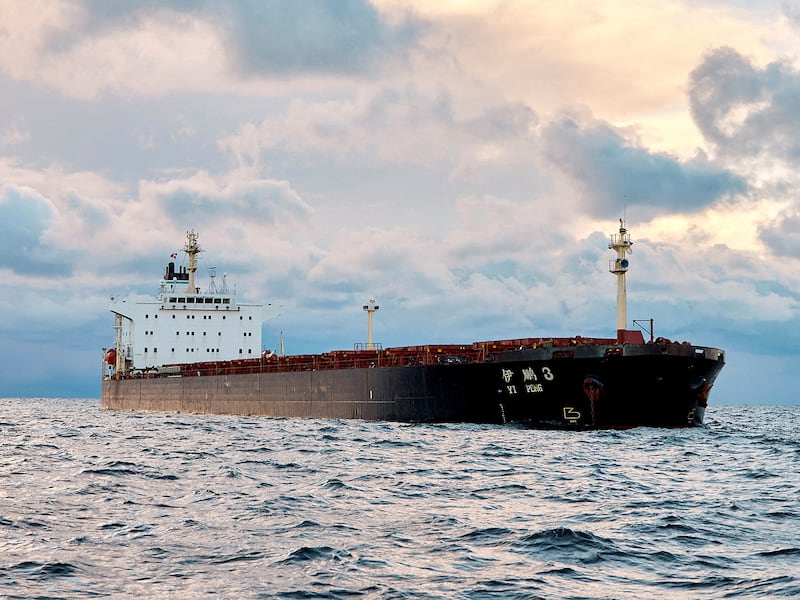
[108,231,263,374]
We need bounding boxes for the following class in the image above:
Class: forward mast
[609,219,633,342]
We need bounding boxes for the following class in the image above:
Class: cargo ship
[101,222,725,428]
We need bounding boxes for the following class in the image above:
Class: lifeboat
[104,348,117,365]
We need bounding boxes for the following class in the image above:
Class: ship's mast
[362,299,379,350]
[184,230,202,293]
[609,219,633,337]
[114,312,124,377]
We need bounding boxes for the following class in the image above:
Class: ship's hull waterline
[102,342,724,429]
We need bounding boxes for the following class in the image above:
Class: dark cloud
[222,0,421,76]
[159,178,311,225]
[692,48,800,257]
[759,210,800,258]
[541,117,745,217]
[76,0,422,77]
[0,187,72,277]
[689,47,800,161]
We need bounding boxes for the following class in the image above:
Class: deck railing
[119,336,619,379]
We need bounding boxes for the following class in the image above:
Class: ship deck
[112,336,642,380]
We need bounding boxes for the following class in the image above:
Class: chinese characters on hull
[499,365,554,395]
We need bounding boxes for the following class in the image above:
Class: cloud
[759,209,800,258]
[689,46,800,163]
[540,115,747,217]
[1,123,31,145]
[0,185,72,276]
[75,0,421,76]
[220,86,538,177]
[217,0,421,77]
[0,1,423,99]
[0,160,317,290]
[689,47,800,259]
[142,171,312,225]
[783,1,800,26]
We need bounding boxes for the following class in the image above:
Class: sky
[1,0,799,405]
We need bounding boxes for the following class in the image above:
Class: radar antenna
[207,266,219,294]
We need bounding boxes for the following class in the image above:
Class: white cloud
[219,89,538,177]
[1,0,800,405]
[2,127,31,145]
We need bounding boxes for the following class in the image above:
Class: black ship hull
[102,342,724,429]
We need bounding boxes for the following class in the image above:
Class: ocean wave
[0,399,797,599]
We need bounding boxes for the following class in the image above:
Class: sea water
[0,399,797,599]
